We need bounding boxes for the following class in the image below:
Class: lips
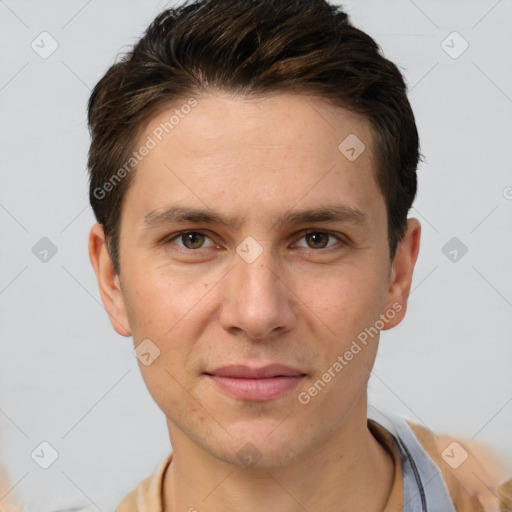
[206,364,305,379]
[204,364,306,401]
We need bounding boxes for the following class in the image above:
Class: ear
[382,218,421,330]
[88,223,131,337]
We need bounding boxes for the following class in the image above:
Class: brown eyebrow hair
[144,204,368,231]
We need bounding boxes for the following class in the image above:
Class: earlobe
[88,223,132,337]
[382,218,421,330]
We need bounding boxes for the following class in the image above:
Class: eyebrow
[144,203,368,231]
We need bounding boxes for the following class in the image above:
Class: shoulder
[406,420,512,512]
[115,453,173,512]
[116,486,140,512]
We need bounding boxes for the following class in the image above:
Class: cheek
[293,271,386,413]
[127,269,208,412]
[295,265,389,341]
[122,262,212,340]
[139,363,210,438]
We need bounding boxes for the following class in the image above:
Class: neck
[163,400,394,512]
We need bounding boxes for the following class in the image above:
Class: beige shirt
[116,420,512,512]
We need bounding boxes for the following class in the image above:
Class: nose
[218,249,296,341]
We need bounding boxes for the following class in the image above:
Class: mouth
[204,364,307,401]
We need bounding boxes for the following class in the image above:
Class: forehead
[142,92,374,160]
[126,92,382,224]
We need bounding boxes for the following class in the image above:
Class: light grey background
[1,0,511,510]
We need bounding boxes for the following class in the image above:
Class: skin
[89,93,421,511]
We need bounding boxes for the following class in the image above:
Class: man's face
[94,93,414,467]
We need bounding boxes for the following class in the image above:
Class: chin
[209,425,308,469]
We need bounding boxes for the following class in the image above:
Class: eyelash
[163,229,346,252]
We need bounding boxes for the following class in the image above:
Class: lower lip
[206,375,305,401]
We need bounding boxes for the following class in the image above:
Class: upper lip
[206,364,306,378]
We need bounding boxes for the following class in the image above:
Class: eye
[166,231,216,250]
[294,230,344,250]
[163,229,345,252]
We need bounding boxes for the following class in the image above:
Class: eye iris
[183,232,204,249]
[179,232,331,250]
[307,232,329,249]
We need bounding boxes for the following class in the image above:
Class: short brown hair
[88,0,420,275]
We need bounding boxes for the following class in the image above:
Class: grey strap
[368,407,457,512]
